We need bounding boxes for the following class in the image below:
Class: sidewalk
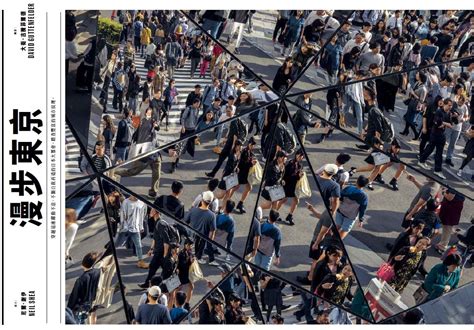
[243,11,473,189]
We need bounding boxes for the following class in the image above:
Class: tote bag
[247,161,263,185]
[295,172,312,199]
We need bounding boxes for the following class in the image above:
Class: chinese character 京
[10,109,43,134]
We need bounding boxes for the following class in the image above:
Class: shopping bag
[413,285,429,304]
[295,172,312,199]
[267,185,286,202]
[247,161,263,185]
[223,172,239,190]
[163,274,181,292]
[188,260,204,283]
[376,262,395,282]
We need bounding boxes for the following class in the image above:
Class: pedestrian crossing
[65,123,82,176]
[103,54,211,126]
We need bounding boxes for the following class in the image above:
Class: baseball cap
[202,191,214,203]
[324,164,339,175]
[148,286,161,298]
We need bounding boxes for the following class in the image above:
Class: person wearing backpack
[114,109,134,162]
[153,180,185,220]
[133,17,144,52]
[169,98,201,174]
[205,113,245,179]
[356,86,389,150]
[112,62,126,112]
[139,207,175,289]
[202,78,221,111]
[164,35,183,78]
[163,79,179,131]
[293,93,319,145]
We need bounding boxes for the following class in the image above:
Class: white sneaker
[434,171,446,179]
[208,260,220,266]
[418,161,430,170]
[457,169,463,177]
[197,259,207,265]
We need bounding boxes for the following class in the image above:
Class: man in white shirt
[115,195,149,269]
[304,10,340,30]
[387,10,403,31]
[343,33,367,55]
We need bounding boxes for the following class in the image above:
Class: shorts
[335,212,356,233]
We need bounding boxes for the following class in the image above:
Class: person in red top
[436,188,465,254]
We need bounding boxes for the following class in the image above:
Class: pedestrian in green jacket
[423,254,462,301]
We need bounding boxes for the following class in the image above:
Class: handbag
[223,172,239,190]
[295,172,312,199]
[267,184,286,202]
[188,260,204,283]
[204,54,212,61]
[376,262,395,282]
[247,161,263,185]
[163,273,181,292]
[413,284,429,304]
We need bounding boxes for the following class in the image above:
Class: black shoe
[294,311,302,322]
[286,214,295,226]
[205,171,215,178]
[168,163,176,174]
[445,159,454,167]
[367,183,374,191]
[138,282,149,290]
[356,144,370,150]
[296,276,311,285]
[281,304,291,311]
[389,178,399,191]
[375,174,385,184]
[148,190,157,198]
[236,201,246,214]
[349,167,357,177]
[399,131,408,136]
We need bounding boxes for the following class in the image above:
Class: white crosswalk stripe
[65,123,83,176]
[103,54,210,125]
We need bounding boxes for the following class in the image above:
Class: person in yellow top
[140,23,152,58]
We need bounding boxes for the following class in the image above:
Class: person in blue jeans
[115,195,149,269]
[215,200,236,260]
[255,209,282,271]
[335,175,369,239]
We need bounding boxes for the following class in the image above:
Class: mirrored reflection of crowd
[65,9,474,325]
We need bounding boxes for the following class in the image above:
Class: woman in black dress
[177,238,195,311]
[260,150,288,210]
[388,237,431,293]
[161,243,180,308]
[272,57,294,95]
[234,138,258,214]
[279,149,304,225]
[215,140,243,210]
